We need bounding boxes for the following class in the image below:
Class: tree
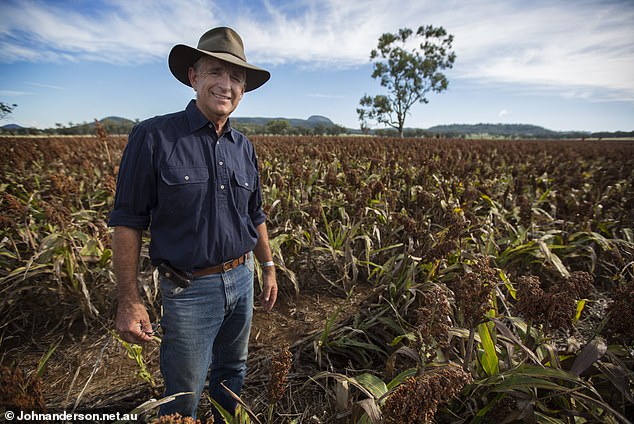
[357,26,456,138]
[326,124,347,136]
[265,119,291,135]
[313,123,326,136]
[0,102,17,121]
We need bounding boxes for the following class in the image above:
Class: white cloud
[446,1,634,100]
[307,93,344,99]
[0,0,220,64]
[0,89,32,96]
[27,82,64,90]
[498,109,509,119]
[1,0,633,100]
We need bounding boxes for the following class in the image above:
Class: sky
[1,0,633,132]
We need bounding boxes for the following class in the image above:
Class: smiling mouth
[212,92,231,101]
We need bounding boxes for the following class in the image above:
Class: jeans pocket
[160,275,185,297]
[246,251,255,273]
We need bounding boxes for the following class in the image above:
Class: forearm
[252,222,277,310]
[112,226,143,303]
[253,222,273,264]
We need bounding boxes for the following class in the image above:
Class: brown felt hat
[168,27,270,92]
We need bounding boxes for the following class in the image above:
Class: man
[109,27,278,420]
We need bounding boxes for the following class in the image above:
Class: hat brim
[169,44,270,92]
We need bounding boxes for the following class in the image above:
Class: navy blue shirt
[108,100,266,272]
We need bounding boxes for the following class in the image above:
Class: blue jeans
[158,253,254,420]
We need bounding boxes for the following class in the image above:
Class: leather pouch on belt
[158,263,193,288]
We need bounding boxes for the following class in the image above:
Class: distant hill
[60,117,138,135]
[233,115,335,128]
[100,116,136,125]
[0,117,137,135]
[426,123,587,138]
[85,116,136,128]
[1,123,23,130]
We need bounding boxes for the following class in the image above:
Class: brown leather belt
[192,253,249,277]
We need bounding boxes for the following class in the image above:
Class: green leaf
[570,338,607,377]
[476,365,587,391]
[355,373,388,399]
[99,248,112,267]
[574,299,587,323]
[498,269,516,300]
[537,239,570,277]
[489,374,568,392]
[389,333,415,346]
[312,372,375,400]
[209,397,236,423]
[480,193,495,207]
[386,368,417,391]
[478,322,499,377]
[533,412,567,423]
[36,340,60,378]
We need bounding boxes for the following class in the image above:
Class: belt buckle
[222,259,233,272]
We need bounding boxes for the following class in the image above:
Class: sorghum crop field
[1,129,633,423]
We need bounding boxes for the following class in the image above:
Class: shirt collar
[185,99,237,143]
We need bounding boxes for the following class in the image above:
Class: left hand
[259,267,278,311]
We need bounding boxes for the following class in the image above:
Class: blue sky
[1,0,633,132]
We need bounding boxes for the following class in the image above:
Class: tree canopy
[357,26,456,138]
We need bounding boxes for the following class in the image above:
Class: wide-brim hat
[168,27,270,92]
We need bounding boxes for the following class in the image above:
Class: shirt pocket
[159,166,209,215]
[232,170,256,216]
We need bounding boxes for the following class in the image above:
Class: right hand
[116,299,154,344]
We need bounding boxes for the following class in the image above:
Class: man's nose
[217,70,232,88]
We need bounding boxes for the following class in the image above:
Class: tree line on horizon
[1,102,631,139]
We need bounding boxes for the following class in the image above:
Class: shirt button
[219,161,224,166]
[184,175,190,181]
[220,184,225,190]
[245,182,249,187]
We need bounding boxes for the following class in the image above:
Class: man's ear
[188,67,197,90]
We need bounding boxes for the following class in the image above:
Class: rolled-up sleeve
[108,124,156,229]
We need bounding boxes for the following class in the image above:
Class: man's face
[189,56,246,124]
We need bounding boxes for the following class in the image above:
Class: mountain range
[2,116,632,139]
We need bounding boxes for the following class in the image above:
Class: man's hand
[116,299,154,344]
[112,226,151,343]
[259,267,278,311]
